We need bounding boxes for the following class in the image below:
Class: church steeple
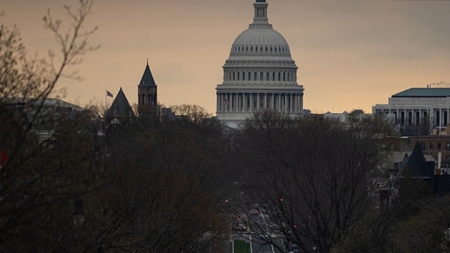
[138,62,156,87]
[138,61,158,117]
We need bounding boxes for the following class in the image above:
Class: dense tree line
[232,110,450,253]
[0,1,234,252]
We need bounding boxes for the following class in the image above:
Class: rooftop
[392,88,450,98]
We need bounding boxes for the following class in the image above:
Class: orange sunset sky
[2,0,450,114]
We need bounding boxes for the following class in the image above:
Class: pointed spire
[251,0,271,27]
[406,142,427,176]
[106,88,135,119]
[138,62,156,87]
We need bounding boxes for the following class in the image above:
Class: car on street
[233,220,247,231]
[287,243,302,253]
[249,208,259,216]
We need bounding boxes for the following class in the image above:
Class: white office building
[373,88,450,134]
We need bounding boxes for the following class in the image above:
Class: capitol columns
[257,93,260,110]
[271,93,275,110]
[264,93,267,109]
[217,93,220,112]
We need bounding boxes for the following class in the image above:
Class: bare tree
[235,111,393,253]
[80,105,233,252]
[0,0,98,251]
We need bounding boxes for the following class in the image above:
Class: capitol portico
[215,0,304,128]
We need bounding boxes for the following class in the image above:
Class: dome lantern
[252,0,270,27]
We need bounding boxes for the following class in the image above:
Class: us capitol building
[215,0,304,128]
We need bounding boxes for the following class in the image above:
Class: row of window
[225,71,296,82]
[232,45,289,54]
[421,142,450,151]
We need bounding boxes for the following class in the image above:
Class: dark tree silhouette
[235,111,394,253]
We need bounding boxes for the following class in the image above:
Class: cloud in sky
[2,0,450,114]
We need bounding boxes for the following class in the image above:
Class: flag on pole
[106,90,113,98]
[224,98,230,106]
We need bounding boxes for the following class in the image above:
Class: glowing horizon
[2,0,450,114]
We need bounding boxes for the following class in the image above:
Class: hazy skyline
[2,0,450,114]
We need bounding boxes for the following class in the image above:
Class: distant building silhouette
[395,142,450,196]
[105,88,136,127]
[105,61,160,126]
[138,62,158,120]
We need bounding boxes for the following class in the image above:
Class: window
[438,142,442,150]
[430,142,434,150]
[446,142,450,151]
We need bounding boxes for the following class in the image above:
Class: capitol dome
[230,28,291,57]
[215,0,304,128]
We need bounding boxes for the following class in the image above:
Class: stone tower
[137,61,158,118]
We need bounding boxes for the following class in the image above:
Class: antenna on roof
[426,81,450,88]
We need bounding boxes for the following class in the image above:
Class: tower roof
[138,62,156,87]
[405,142,427,177]
[106,88,135,119]
[392,88,450,98]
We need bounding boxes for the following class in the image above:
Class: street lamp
[72,199,85,227]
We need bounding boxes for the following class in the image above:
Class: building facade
[373,88,450,135]
[215,0,304,128]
